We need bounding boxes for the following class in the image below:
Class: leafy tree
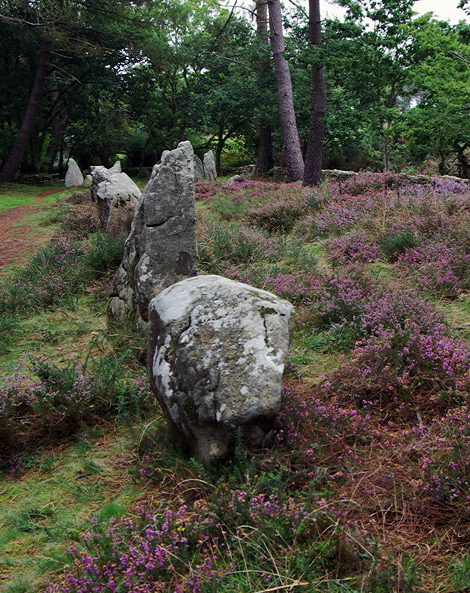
[405,16,470,177]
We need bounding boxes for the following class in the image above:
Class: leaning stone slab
[65,158,84,187]
[148,274,295,463]
[108,141,197,327]
[203,150,217,181]
[90,166,141,238]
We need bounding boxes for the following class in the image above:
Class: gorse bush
[247,195,309,234]
[378,229,420,262]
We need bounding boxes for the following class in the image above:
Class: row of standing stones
[65,142,294,463]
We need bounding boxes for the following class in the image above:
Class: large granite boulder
[203,150,217,181]
[109,141,197,327]
[65,158,84,187]
[148,274,295,462]
[90,166,141,238]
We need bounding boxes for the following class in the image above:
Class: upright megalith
[90,165,141,239]
[148,274,295,463]
[194,154,204,182]
[109,141,197,327]
[203,150,217,181]
[65,158,84,187]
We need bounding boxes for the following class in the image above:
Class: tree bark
[267,0,304,181]
[303,0,326,187]
[255,0,274,174]
[0,38,53,183]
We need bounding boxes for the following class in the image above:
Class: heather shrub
[46,503,228,593]
[397,242,470,298]
[221,264,322,305]
[328,234,379,266]
[0,237,86,314]
[246,195,308,233]
[325,323,470,413]
[0,354,151,460]
[58,203,101,240]
[302,206,364,237]
[416,407,470,508]
[195,181,217,200]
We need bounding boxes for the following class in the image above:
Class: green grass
[0,184,67,214]
[0,425,150,591]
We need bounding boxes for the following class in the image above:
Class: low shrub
[328,234,379,266]
[379,229,420,262]
[397,242,470,298]
[246,196,308,234]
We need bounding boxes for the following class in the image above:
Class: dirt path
[0,187,65,273]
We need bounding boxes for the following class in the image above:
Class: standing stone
[109,160,122,173]
[148,274,295,463]
[90,166,141,238]
[65,158,84,187]
[83,174,93,187]
[203,150,217,181]
[109,141,197,327]
[194,154,204,182]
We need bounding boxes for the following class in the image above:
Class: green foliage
[378,229,420,261]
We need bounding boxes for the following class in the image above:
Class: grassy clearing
[1,175,470,592]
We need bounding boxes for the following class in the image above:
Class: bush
[379,229,420,262]
[247,196,308,234]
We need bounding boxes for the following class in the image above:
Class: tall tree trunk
[303,0,326,187]
[382,122,390,172]
[256,0,274,174]
[267,0,304,181]
[46,72,69,173]
[0,38,53,183]
[456,144,470,179]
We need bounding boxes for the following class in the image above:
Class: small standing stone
[65,158,84,187]
[203,150,217,181]
[90,166,141,238]
[194,154,204,182]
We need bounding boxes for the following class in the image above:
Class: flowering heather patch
[57,203,101,240]
[325,322,470,414]
[415,407,470,508]
[0,357,151,459]
[0,237,86,314]
[221,264,322,305]
[397,242,470,298]
[194,181,217,200]
[46,503,227,593]
[301,205,364,237]
[328,234,380,266]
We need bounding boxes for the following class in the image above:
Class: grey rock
[109,161,122,173]
[65,158,84,187]
[148,274,295,462]
[203,150,217,181]
[109,141,197,327]
[90,166,141,238]
[194,154,204,182]
[227,174,245,184]
[83,174,93,187]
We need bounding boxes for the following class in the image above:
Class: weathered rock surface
[203,150,217,181]
[194,154,204,182]
[109,141,197,327]
[65,158,84,187]
[90,166,141,238]
[83,174,93,187]
[148,274,295,462]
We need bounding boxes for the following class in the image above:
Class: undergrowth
[1,174,470,592]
